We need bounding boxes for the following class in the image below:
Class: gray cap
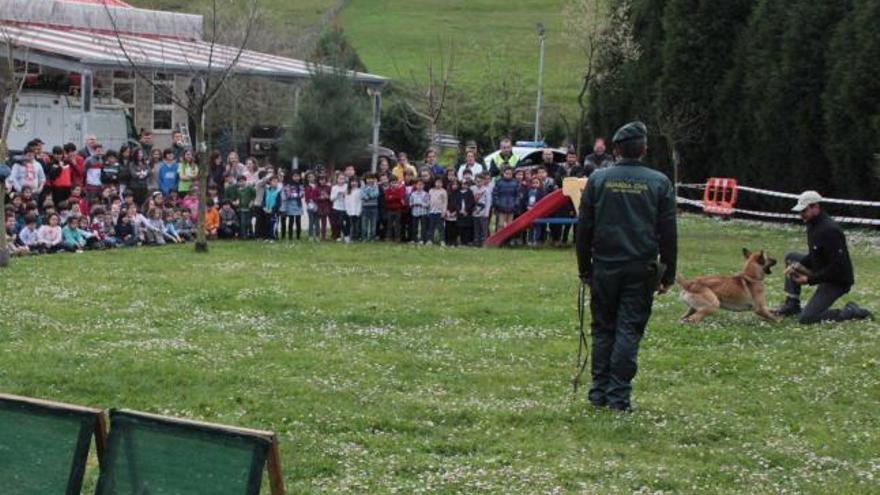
[791,191,823,212]
[612,121,648,144]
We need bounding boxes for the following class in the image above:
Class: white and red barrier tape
[678,183,880,208]
[677,196,880,226]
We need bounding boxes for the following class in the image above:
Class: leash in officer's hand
[572,279,589,393]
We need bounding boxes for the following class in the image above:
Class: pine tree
[281,69,372,177]
[655,0,753,182]
[824,0,880,199]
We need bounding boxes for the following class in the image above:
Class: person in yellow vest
[392,152,417,181]
[488,138,520,177]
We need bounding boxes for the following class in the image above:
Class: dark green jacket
[576,159,677,285]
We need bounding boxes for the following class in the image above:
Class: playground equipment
[484,177,587,247]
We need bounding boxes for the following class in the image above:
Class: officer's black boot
[773,298,801,317]
[842,302,873,320]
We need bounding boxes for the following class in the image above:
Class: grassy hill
[341,0,580,110]
[129,0,581,122]
[2,215,878,492]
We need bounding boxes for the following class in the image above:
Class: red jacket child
[383,181,407,212]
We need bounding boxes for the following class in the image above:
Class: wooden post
[267,435,286,495]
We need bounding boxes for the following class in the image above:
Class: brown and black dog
[677,248,778,324]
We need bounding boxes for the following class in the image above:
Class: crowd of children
[4,137,586,257]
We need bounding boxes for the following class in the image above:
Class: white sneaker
[344,236,351,243]
[425,241,432,246]
[440,241,446,247]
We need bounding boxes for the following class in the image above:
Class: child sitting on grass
[174,209,194,242]
[37,213,65,253]
[115,212,138,247]
[205,204,220,240]
[18,214,43,254]
[163,210,184,244]
[219,201,239,239]
[62,216,89,252]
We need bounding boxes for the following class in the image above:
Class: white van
[4,91,136,153]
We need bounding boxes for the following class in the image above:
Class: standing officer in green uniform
[575,122,677,412]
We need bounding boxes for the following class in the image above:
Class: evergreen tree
[588,0,666,151]
[824,0,880,199]
[281,69,372,176]
[656,0,753,182]
[313,25,367,72]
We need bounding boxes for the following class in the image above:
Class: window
[152,72,175,131]
[13,60,40,77]
[112,70,135,115]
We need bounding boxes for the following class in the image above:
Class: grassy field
[1,215,879,493]
[342,0,580,110]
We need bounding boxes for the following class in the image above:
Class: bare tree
[398,41,456,146]
[103,0,261,252]
[653,103,706,196]
[0,25,29,267]
[563,0,640,156]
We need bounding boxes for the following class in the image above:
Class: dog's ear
[742,247,751,259]
[757,251,766,264]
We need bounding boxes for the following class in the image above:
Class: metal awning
[0,22,388,86]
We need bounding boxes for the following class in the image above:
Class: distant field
[342,0,580,111]
[129,0,337,31]
[2,215,878,493]
[130,0,582,119]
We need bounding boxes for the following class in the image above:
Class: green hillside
[341,0,580,110]
[130,0,581,121]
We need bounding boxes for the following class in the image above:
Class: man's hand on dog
[657,283,671,295]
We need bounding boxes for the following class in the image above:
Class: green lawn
[1,215,878,493]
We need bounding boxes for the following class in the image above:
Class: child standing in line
[263,174,282,240]
[444,180,460,246]
[316,175,332,241]
[360,174,380,242]
[408,179,430,244]
[524,176,546,246]
[330,173,348,241]
[427,178,447,246]
[304,172,320,242]
[236,175,255,239]
[471,173,492,246]
[280,171,304,242]
[343,176,362,243]
[383,177,406,242]
[454,179,476,246]
[492,166,519,233]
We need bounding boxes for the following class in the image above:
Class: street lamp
[533,22,546,143]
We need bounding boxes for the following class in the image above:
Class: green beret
[612,121,648,144]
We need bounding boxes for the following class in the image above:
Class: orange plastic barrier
[702,177,738,216]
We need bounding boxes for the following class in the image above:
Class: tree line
[587,0,879,199]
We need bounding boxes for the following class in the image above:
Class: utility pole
[533,22,546,143]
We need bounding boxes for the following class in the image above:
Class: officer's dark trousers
[589,262,656,409]
[784,252,852,325]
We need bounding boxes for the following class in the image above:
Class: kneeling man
[774,191,872,323]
